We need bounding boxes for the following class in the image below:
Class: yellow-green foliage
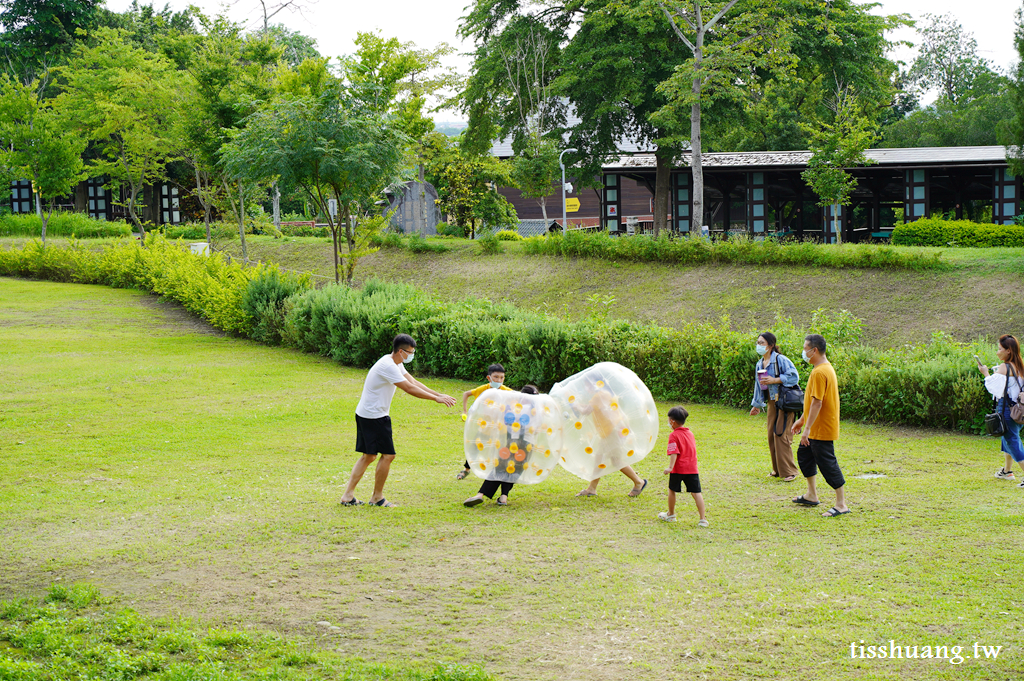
[892,217,1024,247]
[494,229,523,241]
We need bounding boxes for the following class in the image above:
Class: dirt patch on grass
[135,295,225,336]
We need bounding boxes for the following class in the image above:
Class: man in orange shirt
[791,334,850,517]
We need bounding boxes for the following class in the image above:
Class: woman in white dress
[978,334,1024,484]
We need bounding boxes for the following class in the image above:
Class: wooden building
[499,146,1020,241]
[9,177,183,227]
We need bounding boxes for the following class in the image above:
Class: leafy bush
[522,231,950,270]
[242,269,312,345]
[892,217,1024,247]
[0,213,132,239]
[368,232,405,249]
[436,221,466,238]
[278,222,329,237]
[495,229,523,241]
[477,232,504,254]
[408,234,450,253]
[164,222,237,241]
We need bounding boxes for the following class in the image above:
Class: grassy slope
[2,277,1022,680]
[204,236,1023,348]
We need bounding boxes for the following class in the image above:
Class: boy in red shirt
[660,406,708,527]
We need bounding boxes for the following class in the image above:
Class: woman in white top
[977,334,1024,484]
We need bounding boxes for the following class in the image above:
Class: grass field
[2,276,1023,680]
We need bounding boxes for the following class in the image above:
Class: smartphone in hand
[973,354,984,368]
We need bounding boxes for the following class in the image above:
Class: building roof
[605,146,1010,171]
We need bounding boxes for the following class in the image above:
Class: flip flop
[496,496,508,506]
[463,497,484,507]
[792,495,820,506]
[575,489,597,497]
[822,507,851,517]
[340,498,363,506]
[628,479,649,498]
[372,498,396,507]
[456,469,469,480]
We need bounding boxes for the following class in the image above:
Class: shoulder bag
[984,366,1010,436]
[1009,365,1024,426]
[774,355,805,413]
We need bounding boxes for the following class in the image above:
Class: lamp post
[559,147,577,232]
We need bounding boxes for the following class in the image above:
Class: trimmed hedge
[0,238,995,433]
[892,218,1024,247]
[523,231,950,270]
[0,213,132,239]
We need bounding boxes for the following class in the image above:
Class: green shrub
[522,231,949,270]
[408,234,450,253]
[477,232,504,255]
[369,232,405,249]
[165,222,243,241]
[436,221,466,238]
[495,229,523,241]
[892,217,1024,247]
[278,222,329,237]
[242,269,313,345]
[0,213,131,239]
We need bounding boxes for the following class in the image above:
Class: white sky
[105,0,1022,119]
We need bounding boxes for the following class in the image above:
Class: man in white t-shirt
[340,333,456,507]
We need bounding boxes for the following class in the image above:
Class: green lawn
[1,276,1023,680]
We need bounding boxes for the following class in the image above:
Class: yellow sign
[565,198,581,213]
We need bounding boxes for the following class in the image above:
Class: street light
[559,147,577,232]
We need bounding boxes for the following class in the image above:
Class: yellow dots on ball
[510,443,518,453]
[560,456,566,462]
[574,421,583,430]
[547,427,553,434]
[479,463,487,470]
[476,442,484,451]
[526,444,533,452]
[568,395,575,403]
[531,408,537,416]
[544,406,551,414]
[598,464,607,469]
[596,380,604,388]
[514,403,522,411]
[544,449,551,457]
[535,469,544,476]
[584,446,593,454]
[479,419,487,427]
[610,402,619,410]
[621,428,629,436]
[485,399,494,405]
[634,384,640,391]
[506,465,516,474]
[627,449,635,457]
[512,422,521,430]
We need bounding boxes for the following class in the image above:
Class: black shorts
[355,414,395,456]
[669,473,701,494]
[797,439,845,489]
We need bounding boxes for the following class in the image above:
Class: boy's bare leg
[577,479,600,496]
[341,453,377,503]
[368,454,396,504]
[692,492,706,520]
[667,489,676,516]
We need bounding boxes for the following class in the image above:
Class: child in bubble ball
[457,363,512,480]
[464,385,538,508]
[660,406,708,527]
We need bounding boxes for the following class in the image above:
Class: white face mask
[489,380,503,389]
[756,344,768,356]
[402,351,415,364]
[802,350,811,363]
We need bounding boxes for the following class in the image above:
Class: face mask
[801,350,811,363]
[489,380,503,389]
[403,351,415,364]
[756,344,768,356]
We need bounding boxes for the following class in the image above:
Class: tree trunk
[654,152,670,237]
[196,167,211,245]
[272,180,281,232]
[540,197,548,225]
[41,200,51,246]
[418,162,427,235]
[691,33,705,240]
[833,201,842,245]
[129,184,147,242]
[342,201,356,286]
[329,213,340,285]
[238,180,248,264]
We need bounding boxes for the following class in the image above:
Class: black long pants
[479,480,514,498]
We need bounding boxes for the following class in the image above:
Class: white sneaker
[1017,481,1024,488]
[697,519,710,528]
[995,468,1016,480]
[657,512,677,522]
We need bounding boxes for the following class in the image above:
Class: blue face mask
[801,350,810,363]
[489,380,503,389]
[756,344,768,356]
[402,351,415,364]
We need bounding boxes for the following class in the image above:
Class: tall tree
[1004,4,1024,178]
[222,92,406,284]
[59,27,179,240]
[0,75,86,244]
[0,0,100,80]
[909,13,992,106]
[800,87,876,244]
[654,0,792,234]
